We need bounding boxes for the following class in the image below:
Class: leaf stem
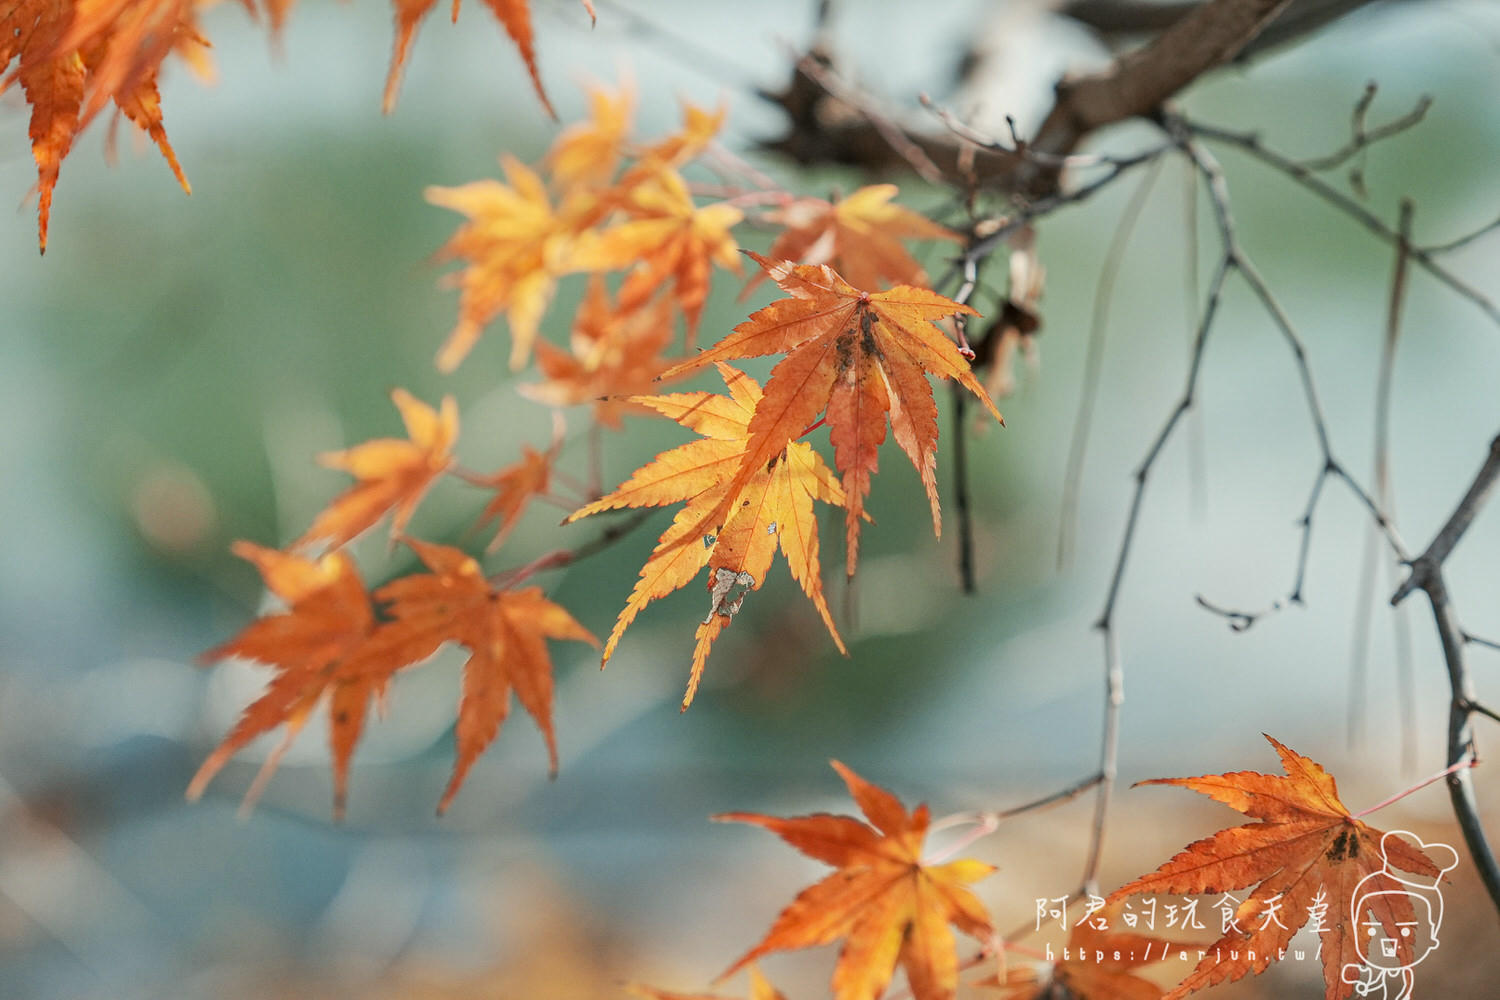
[1351,755,1478,820]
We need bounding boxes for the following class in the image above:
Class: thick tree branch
[1038,0,1291,150]
[1062,0,1393,59]
[763,0,1361,195]
[1022,0,1292,191]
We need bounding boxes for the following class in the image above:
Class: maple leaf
[988,905,1195,1000]
[662,253,1002,576]
[470,444,553,551]
[630,99,727,175]
[717,761,995,1000]
[296,388,458,551]
[570,166,743,338]
[628,965,786,1000]
[186,541,384,818]
[1107,734,1444,1000]
[520,278,684,429]
[546,83,634,190]
[4,0,205,250]
[566,363,846,709]
[382,0,591,116]
[427,156,588,370]
[367,539,596,812]
[752,184,960,293]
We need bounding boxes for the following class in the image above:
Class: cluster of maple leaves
[33,14,1441,998]
[189,84,992,822]
[2,0,590,250]
[627,740,1447,1000]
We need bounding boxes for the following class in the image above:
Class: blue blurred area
[3,1,1500,997]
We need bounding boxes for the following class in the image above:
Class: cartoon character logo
[1340,830,1459,999]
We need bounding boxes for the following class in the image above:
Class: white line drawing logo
[1341,830,1460,999]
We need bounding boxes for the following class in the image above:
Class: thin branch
[1464,631,1500,653]
[1180,116,1500,331]
[1183,156,1209,520]
[952,385,976,593]
[1466,701,1500,726]
[1195,593,1283,632]
[921,96,1152,171]
[961,143,1171,266]
[1084,238,1234,898]
[928,773,1105,836]
[1350,199,1415,754]
[1422,214,1500,255]
[1390,433,1500,921]
[490,509,656,590]
[1177,133,1409,628]
[947,248,990,592]
[1058,161,1163,570]
[1414,571,1500,921]
[1391,434,1500,604]
[1296,84,1432,173]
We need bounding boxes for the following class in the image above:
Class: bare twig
[1180,116,1500,331]
[1058,161,1163,569]
[1176,133,1409,625]
[1084,243,1233,898]
[1348,199,1417,765]
[928,772,1106,836]
[1465,632,1500,653]
[946,248,990,592]
[1391,434,1500,604]
[961,144,1170,266]
[1195,593,1283,632]
[490,509,656,590]
[1183,158,1209,519]
[922,96,1152,172]
[1296,84,1431,173]
[952,385,976,593]
[1422,214,1500,255]
[1390,433,1500,920]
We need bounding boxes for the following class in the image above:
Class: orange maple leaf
[566,363,846,709]
[187,541,385,818]
[717,761,995,1000]
[367,539,596,813]
[4,0,205,250]
[629,99,727,176]
[382,0,590,116]
[570,166,743,337]
[470,444,553,551]
[989,904,1195,1000]
[662,253,1002,576]
[296,388,458,550]
[520,278,684,429]
[546,83,634,190]
[1108,735,1446,1000]
[427,156,591,371]
[753,184,960,293]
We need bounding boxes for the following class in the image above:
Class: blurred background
[3,0,1500,996]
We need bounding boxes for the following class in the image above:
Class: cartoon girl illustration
[1341,831,1459,999]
